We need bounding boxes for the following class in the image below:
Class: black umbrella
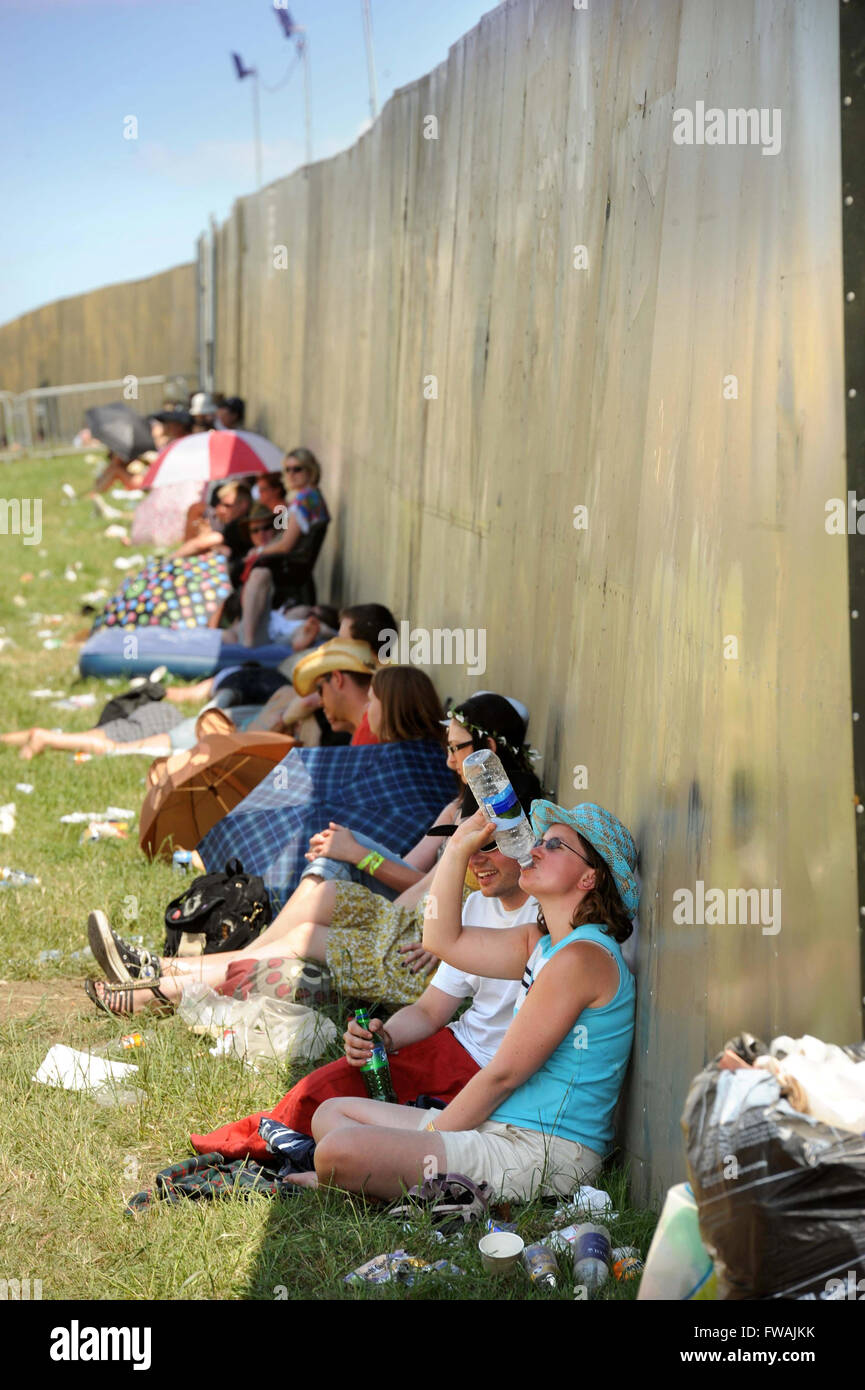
[85,402,154,462]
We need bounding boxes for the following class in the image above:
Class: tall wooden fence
[211,0,859,1197]
[0,0,858,1198]
[0,262,197,439]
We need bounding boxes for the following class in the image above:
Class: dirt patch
[0,978,88,1028]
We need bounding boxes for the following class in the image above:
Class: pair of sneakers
[87,911,161,985]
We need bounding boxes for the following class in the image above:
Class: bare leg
[286,1097,448,1198]
[165,679,213,706]
[239,567,275,648]
[162,917,331,980]
[20,728,172,760]
[89,918,331,1013]
[1,730,34,747]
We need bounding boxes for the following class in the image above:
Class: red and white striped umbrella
[140,430,284,489]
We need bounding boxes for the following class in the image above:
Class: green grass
[0,453,657,1300]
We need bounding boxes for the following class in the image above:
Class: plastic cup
[478,1231,525,1273]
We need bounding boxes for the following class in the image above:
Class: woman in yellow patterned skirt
[86,694,544,1014]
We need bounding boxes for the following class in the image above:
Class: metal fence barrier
[0,374,193,453]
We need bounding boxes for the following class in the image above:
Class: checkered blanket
[198,739,456,909]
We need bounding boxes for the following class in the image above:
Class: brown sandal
[84,977,173,1018]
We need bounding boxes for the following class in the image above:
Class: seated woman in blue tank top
[288,799,638,1201]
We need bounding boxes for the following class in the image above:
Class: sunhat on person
[292,637,379,696]
[529,801,639,917]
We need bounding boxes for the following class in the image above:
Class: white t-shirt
[432,891,540,1068]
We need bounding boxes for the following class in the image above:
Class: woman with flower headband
[289,800,638,1202]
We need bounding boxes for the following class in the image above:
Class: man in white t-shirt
[212,846,539,1141]
[336,848,538,1104]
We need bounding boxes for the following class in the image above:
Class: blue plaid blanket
[198,739,456,909]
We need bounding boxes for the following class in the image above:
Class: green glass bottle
[355,1008,398,1104]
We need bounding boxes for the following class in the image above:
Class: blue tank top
[489,924,635,1156]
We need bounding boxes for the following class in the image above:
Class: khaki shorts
[415,1111,603,1201]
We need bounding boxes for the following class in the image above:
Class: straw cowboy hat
[292,637,380,697]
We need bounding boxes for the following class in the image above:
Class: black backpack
[163,858,273,957]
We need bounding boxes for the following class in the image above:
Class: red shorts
[190,1026,480,1162]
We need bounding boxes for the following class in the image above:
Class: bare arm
[305,822,424,895]
[403,796,462,872]
[173,529,224,558]
[429,943,617,1132]
[423,808,537,979]
[343,983,462,1065]
[256,513,302,557]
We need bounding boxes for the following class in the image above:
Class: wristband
[357,851,385,876]
[425,1120,437,1132]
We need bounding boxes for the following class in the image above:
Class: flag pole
[252,70,262,189]
[302,37,313,164]
[361,0,378,121]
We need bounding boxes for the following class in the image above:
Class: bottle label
[362,1045,390,1073]
[482,785,526,831]
[573,1230,611,1265]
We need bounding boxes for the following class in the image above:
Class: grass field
[0,452,657,1301]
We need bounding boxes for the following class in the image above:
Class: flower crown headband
[444,706,541,763]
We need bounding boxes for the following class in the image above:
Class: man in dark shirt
[172,481,252,561]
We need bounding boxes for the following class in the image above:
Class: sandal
[87,910,161,985]
[388,1172,491,1235]
[84,976,173,1018]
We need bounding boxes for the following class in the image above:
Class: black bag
[682,1033,865,1299]
[163,858,273,957]
[97,679,165,727]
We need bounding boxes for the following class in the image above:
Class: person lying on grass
[282,801,638,1202]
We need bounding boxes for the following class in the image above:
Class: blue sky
[0,0,498,326]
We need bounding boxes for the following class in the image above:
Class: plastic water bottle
[461,750,535,867]
[172,850,193,874]
[571,1222,612,1293]
[0,867,41,889]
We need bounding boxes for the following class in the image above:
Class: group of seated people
[89,391,246,496]
[77,635,639,1205]
[6,421,642,1207]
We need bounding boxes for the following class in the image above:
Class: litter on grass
[60,807,136,823]
[80,821,129,843]
[14,783,34,794]
[344,1251,463,1286]
[177,982,337,1065]
[1,867,40,888]
[51,693,97,711]
[0,805,16,835]
[551,1185,619,1225]
[33,1043,138,1092]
